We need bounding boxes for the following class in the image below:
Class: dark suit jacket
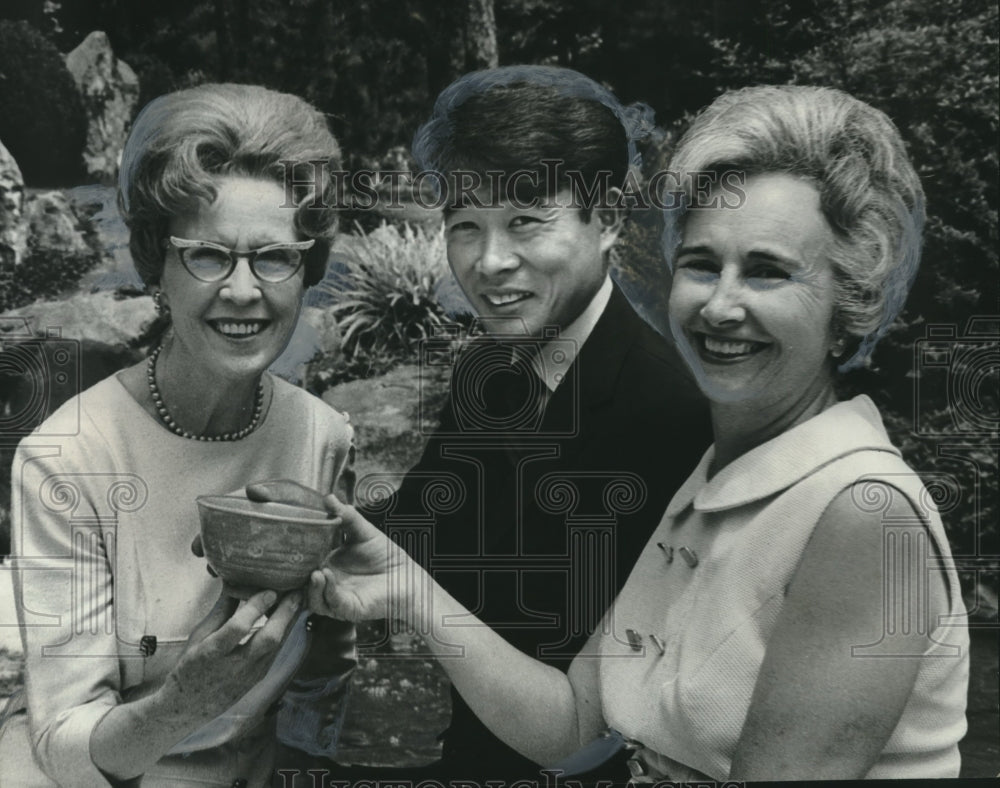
[363,284,711,779]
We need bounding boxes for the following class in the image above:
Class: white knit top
[9,374,353,788]
[597,396,969,779]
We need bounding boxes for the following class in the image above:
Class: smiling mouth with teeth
[484,292,531,306]
[700,334,768,358]
[209,319,268,338]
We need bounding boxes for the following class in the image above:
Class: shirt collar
[530,275,613,392]
[665,395,900,518]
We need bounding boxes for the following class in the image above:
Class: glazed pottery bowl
[196,495,333,595]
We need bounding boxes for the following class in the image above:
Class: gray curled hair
[663,85,925,370]
[118,83,342,288]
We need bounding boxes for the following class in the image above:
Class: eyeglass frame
[164,236,316,284]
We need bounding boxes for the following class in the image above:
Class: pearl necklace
[146,345,264,441]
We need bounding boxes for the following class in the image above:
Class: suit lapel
[543,284,639,429]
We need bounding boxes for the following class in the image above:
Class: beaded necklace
[146,344,264,441]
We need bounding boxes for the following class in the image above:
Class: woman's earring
[830,337,847,358]
[153,290,170,318]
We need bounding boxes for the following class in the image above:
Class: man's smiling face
[444,189,620,337]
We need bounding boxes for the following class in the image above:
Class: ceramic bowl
[196,495,333,595]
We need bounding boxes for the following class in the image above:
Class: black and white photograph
[0,1,997,785]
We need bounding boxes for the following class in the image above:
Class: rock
[64,31,140,183]
[1,290,153,347]
[323,363,442,438]
[268,305,342,384]
[0,294,148,442]
[321,362,451,491]
[0,141,28,266]
[299,305,342,359]
[389,632,417,653]
[25,191,93,258]
[67,184,142,291]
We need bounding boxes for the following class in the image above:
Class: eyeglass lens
[180,245,303,283]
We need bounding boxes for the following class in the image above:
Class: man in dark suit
[268,66,709,785]
[349,65,712,780]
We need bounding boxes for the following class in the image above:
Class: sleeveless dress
[597,396,969,780]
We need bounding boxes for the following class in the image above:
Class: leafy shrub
[317,222,462,360]
[0,246,101,313]
[0,20,86,185]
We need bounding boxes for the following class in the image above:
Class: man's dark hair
[413,66,645,215]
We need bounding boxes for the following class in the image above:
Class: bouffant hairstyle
[119,83,341,288]
[664,85,925,370]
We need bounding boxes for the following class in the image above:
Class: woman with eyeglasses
[1,84,355,787]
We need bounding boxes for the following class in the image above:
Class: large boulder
[67,184,141,291]
[64,31,140,184]
[0,141,28,266]
[25,191,93,258]
[0,293,149,450]
[1,290,153,347]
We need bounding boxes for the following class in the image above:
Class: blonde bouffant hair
[664,85,924,370]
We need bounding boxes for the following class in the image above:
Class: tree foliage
[0,20,86,185]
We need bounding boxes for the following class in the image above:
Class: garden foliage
[0,20,86,186]
[319,223,459,360]
[0,246,101,314]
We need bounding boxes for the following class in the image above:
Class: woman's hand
[244,479,417,623]
[308,494,416,623]
[240,482,587,767]
[91,587,301,780]
[158,588,302,723]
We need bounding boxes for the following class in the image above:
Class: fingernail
[263,591,277,607]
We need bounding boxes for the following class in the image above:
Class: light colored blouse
[8,373,353,787]
[597,396,969,780]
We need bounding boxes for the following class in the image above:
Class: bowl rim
[195,494,331,523]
